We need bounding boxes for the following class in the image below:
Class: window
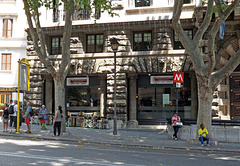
[133,31,152,51]
[86,34,103,53]
[51,37,62,55]
[1,53,11,70]
[135,0,150,7]
[0,92,11,104]
[173,29,193,49]
[2,18,13,37]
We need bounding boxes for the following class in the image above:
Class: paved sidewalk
[0,121,240,153]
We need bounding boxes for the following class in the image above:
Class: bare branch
[59,0,75,78]
[211,50,240,87]
[22,0,56,76]
[206,0,240,76]
[214,0,223,15]
[194,0,214,42]
[208,0,240,40]
[172,0,205,75]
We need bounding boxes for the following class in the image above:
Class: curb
[1,133,240,153]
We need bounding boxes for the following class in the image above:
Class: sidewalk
[0,121,240,153]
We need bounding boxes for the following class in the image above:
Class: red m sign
[173,72,184,83]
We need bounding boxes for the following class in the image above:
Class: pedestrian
[23,102,32,133]
[9,100,17,133]
[2,103,9,132]
[39,105,47,129]
[53,105,63,136]
[198,123,210,146]
[171,112,181,140]
[8,100,13,106]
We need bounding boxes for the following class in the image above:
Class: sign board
[66,77,89,86]
[20,64,28,91]
[163,94,170,107]
[173,72,184,83]
[176,82,181,88]
[12,92,23,102]
[150,76,173,84]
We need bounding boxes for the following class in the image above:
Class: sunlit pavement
[0,119,240,154]
[0,137,240,166]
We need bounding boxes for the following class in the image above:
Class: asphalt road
[0,136,239,166]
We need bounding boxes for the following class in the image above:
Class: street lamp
[110,37,119,135]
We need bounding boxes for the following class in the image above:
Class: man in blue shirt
[23,102,32,133]
[39,105,48,129]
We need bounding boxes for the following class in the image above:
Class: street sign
[176,82,181,88]
[173,72,184,83]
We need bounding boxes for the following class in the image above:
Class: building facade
[0,0,27,103]
[26,0,240,127]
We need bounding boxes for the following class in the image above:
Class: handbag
[176,122,183,127]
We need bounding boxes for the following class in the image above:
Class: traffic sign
[173,72,184,83]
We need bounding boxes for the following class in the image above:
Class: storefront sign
[150,76,173,84]
[66,77,89,86]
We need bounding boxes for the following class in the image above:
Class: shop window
[2,18,13,37]
[135,0,150,7]
[51,37,62,55]
[1,53,11,71]
[173,29,193,49]
[66,87,100,107]
[86,34,103,53]
[133,31,152,51]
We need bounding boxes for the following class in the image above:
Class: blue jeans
[199,135,210,145]
[173,126,179,138]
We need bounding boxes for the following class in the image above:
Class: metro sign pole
[173,72,184,114]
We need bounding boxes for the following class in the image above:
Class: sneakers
[172,135,175,140]
[206,144,210,147]
[175,138,178,141]
[201,144,204,147]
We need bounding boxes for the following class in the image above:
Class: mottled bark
[172,0,240,134]
[196,77,213,133]
[54,75,66,132]
[23,0,74,133]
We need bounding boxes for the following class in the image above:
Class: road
[0,136,239,166]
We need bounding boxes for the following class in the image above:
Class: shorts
[3,118,8,123]
[25,118,31,125]
[10,116,17,128]
[40,119,46,124]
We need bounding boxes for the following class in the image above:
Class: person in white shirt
[9,100,17,133]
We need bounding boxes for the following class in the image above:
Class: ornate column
[127,74,138,128]
[99,76,107,117]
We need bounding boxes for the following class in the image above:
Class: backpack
[29,109,33,116]
[8,105,14,114]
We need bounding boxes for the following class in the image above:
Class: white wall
[0,0,27,88]
[39,0,199,27]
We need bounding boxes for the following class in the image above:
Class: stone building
[0,0,27,103]
[26,0,240,128]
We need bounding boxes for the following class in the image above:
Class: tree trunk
[54,76,66,133]
[196,79,213,136]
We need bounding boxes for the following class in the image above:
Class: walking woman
[171,112,181,140]
[53,106,63,136]
[2,103,9,132]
